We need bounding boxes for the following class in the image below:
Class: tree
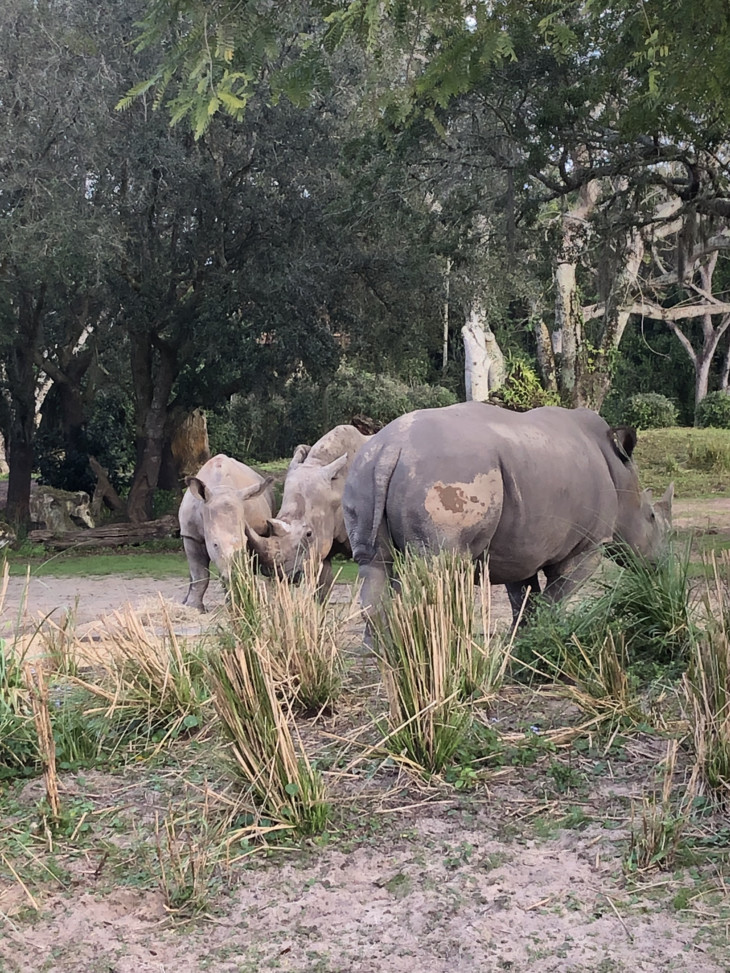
[0,0,124,526]
[130,0,730,409]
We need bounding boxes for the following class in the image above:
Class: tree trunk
[442,258,451,374]
[553,181,601,407]
[126,337,178,524]
[462,302,506,402]
[531,302,558,393]
[5,289,45,528]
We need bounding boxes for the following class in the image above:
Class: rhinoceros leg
[542,550,600,606]
[316,557,335,602]
[182,535,211,612]
[505,574,542,627]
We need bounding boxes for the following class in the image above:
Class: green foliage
[622,393,678,431]
[602,321,695,427]
[0,641,38,777]
[633,426,730,497]
[210,365,457,462]
[36,387,136,495]
[695,391,730,430]
[682,554,730,802]
[513,543,693,683]
[491,353,560,411]
[687,437,730,474]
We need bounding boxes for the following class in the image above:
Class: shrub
[208,641,329,834]
[491,354,560,411]
[622,393,678,430]
[687,433,730,473]
[373,551,509,774]
[696,391,730,429]
[210,365,457,461]
[512,543,693,683]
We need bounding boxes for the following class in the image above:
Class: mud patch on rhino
[424,471,501,530]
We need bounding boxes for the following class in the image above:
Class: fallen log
[29,514,179,551]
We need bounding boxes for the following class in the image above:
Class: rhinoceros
[178,454,274,611]
[342,402,673,627]
[245,424,371,596]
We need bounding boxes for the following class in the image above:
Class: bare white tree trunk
[462,301,506,402]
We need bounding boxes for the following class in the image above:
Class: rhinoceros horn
[244,522,275,558]
[267,518,293,537]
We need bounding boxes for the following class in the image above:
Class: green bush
[695,391,730,429]
[622,393,678,430]
[491,354,560,412]
[209,365,457,461]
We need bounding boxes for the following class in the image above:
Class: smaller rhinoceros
[245,424,371,596]
[178,454,274,611]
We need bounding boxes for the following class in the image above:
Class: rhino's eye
[306,529,313,538]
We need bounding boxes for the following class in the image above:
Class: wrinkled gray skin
[343,402,674,631]
[245,425,371,597]
[178,454,275,611]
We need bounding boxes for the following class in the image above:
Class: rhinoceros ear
[289,444,311,471]
[322,453,348,480]
[610,426,638,462]
[239,476,274,502]
[186,476,209,502]
[268,518,292,537]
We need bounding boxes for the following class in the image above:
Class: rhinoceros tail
[344,442,402,565]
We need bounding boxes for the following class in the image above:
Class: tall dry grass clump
[374,550,509,773]
[227,552,348,714]
[77,600,211,744]
[682,553,730,802]
[207,640,328,834]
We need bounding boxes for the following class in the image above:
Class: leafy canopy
[127,0,730,144]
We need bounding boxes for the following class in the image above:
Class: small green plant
[626,742,690,872]
[623,393,678,430]
[226,549,267,641]
[492,353,560,411]
[604,542,694,670]
[0,645,39,776]
[695,390,730,429]
[155,801,221,918]
[208,641,329,835]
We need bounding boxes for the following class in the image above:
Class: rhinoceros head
[606,425,674,562]
[187,474,273,579]
[245,452,349,580]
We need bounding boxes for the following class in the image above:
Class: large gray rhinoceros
[178,454,274,611]
[342,402,673,626]
[245,424,371,596]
